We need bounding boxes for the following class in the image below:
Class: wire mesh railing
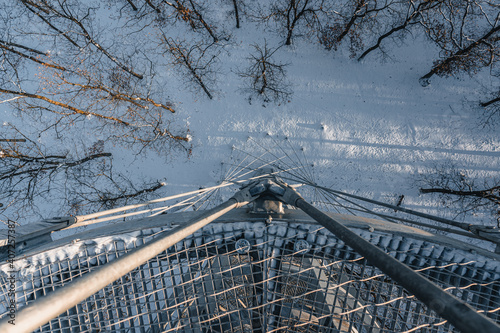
[1,221,499,332]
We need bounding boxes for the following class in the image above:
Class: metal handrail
[0,187,256,333]
[276,183,500,333]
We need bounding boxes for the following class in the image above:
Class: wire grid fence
[1,221,499,332]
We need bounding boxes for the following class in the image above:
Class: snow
[0,2,499,244]
[0,232,143,280]
[19,221,494,281]
[145,32,498,236]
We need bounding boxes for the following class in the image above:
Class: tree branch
[0,88,131,126]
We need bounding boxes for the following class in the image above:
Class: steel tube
[293,196,500,333]
[0,196,248,332]
[318,186,471,231]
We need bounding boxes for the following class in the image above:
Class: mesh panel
[1,222,499,332]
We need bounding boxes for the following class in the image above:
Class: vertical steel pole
[279,186,500,333]
[0,189,254,333]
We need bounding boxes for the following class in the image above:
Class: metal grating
[1,221,499,332]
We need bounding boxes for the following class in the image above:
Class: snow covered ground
[131,28,500,229]
[1,2,499,239]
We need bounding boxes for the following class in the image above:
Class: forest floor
[1,6,499,249]
[126,24,500,243]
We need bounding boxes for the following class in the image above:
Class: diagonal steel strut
[0,185,257,333]
[270,180,500,333]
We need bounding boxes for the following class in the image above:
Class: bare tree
[161,35,220,99]
[0,63,191,155]
[238,42,291,103]
[158,0,222,42]
[482,94,500,109]
[319,0,393,57]
[124,0,139,11]
[0,39,66,71]
[253,0,330,46]
[19,0,145,79]
[69,172,166,214]
[1,1,191,156]
[0,125,166,221]
[419,166,500,225]
[419,2,500,86]
[231,0,242,28]
[0,0,200,224]
[358,0,441,61]
[479,86,500,125]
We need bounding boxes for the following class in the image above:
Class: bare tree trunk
[188,0,218,42]
[419,24,500,86]
[0,153,112,181]
[20,1,82,48]
[0,88,131,125]
[98,182,164,205]
[285,0,305,46]
[285,30,293,45]
[0,139,26,142]
[163,1,219,42]
[481,96,500,108]
[0,39,45,55]
[126,0,138,11]
[358,1,438,61]
[232,0,240,28]
[0,42,66,71]
[145,0,161,13]
[258,60,267,94]
[181,49,213,99]
[420,187,500,205]
[56,77,175,113]
[162,37,216,99]
[358,23,411,61]
[336,1,365,44]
